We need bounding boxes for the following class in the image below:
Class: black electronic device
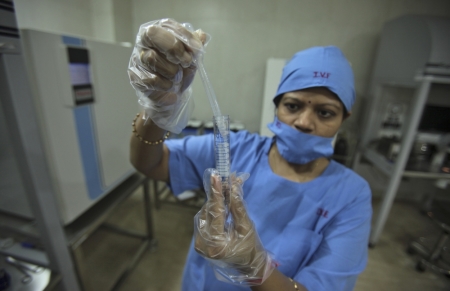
[418,105,450,134]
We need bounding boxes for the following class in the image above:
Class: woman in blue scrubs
[129,19,372,291]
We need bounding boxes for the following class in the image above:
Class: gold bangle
[289,278,299,291]
[132,113,170,145]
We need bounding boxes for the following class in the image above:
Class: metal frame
[352,74,450,247]
[370,77,432,246]
[65,174,155,291]
[408,202,450,275]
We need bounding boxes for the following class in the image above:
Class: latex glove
[128,18,208,134]
[194,169,276,286]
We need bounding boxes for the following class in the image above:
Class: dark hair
[273,95,283,108]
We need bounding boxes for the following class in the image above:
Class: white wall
[112,0,134,43]
[14,0,94,38]
[14,0,133,43]
[131,0,450,132]
[90,0,116,42]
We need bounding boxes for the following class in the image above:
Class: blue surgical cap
[275,46,355,112]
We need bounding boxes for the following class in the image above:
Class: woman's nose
[293,111,314,133]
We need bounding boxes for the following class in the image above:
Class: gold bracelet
[132,113,170,145]
[289,278,299,291]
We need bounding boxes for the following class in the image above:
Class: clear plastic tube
[196,56,231,209]
[197,58,222,118]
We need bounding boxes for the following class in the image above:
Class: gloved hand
[128,18,208,134]
[194,169,276,286]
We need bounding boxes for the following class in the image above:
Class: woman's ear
[343,111,352,121]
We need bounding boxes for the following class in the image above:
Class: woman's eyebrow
[283,97,342,110]
[282,97,301,102]
[320,103,342,110]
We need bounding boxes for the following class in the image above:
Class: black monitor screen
[418,105,450,133]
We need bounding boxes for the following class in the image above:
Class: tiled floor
[80,188,450,291]
[355,201,450,291]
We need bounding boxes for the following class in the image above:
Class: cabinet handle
[0,42,16,50]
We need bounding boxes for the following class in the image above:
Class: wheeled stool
[407,199,450,276]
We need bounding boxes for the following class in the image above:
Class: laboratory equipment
[1,3,80,289]
[352,15,450,246]
[407,195,450,275]
[0,28,136,224]
[0,256,51,290]
[196,57,231,207]
[213,115,231,204]
[1,5,154,290]
[367,15,450,95]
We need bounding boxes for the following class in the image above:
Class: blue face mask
[267,117,334,165]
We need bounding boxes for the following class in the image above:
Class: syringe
[196,57,231,209]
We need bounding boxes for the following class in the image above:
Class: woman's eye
[319,110,334,118]
[284,103,299,111]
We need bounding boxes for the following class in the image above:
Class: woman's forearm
[129,112,167,178]
[251,269,307,291]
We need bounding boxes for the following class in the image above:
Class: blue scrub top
[165,131,372,291]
